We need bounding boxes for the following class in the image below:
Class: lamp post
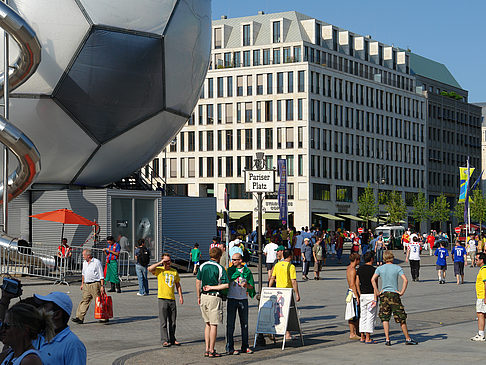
[375,165,387,227]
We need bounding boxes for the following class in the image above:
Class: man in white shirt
[72,249,105,324]
[293,232,304,264]
[263,241,279,282]
[405,236,421,281]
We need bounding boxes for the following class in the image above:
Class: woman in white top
[466,236,477,267]
[0,303,55,365]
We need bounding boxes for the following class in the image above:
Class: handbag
[95,293,113,319]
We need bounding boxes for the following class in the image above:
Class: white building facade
[158,11,428,231]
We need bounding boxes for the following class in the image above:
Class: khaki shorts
[200,294,223,325]
[476,299,486,314]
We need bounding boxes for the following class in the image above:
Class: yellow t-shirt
[476,266,486,299]
[154,267,180,300]
[272,261,296,288]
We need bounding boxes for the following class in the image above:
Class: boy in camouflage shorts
[372,251,418,346]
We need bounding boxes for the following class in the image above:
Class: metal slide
[0,2,53,267]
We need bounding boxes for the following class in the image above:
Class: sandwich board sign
[254,287,304,350]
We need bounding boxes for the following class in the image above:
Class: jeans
[376,248,384,264]
[337,248,343,261]
[158,298,177,343]
[302,260,311,276]
[135,264,149,295]
[226,298,249,352]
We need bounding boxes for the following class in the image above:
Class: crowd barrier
[0,244,131,285]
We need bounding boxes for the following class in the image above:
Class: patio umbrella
[30,208,98,243]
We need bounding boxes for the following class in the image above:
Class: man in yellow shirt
[268,249,300,340]
[472,252,486,341]
[149,253,183,347]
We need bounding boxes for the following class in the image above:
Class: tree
[411,191,428,231]
[471,189,486,228]
[429,194,450,230]
[385,191,407,225]
[453,200,465,224]
[358,182,377,228]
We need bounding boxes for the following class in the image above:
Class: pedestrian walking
[263,240,279,282]
[452,241,467,285]
[357,251,378,343]
[301,238,313,280]
[471,252,486,341]
[103,236,121,293]
[405,236,421,281]
[371,251,418,346]
[190,243,201,275]
[345,252,360,340]
[435,241,449,284]
[148,253,183,347]
[226,253,255,355]
[312,238,325,280]
[467,236,478,267]
[374,233,386,266]
[134,238,150,296]
[196,247,229,358]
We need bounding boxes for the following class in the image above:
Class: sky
[212,0,486,103]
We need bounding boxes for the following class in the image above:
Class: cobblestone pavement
[8,250,483,364]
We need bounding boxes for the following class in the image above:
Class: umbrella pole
[61,223,64,243]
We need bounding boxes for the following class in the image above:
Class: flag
[459,167,474,202]
[277,159,287,227]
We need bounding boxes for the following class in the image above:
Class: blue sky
[212,0,485,103]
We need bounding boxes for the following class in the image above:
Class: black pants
[302,260,311,276]
[409,260,420,280]
[158,298,177,343]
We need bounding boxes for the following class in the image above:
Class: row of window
[428,127,480,149]
[428,104,481,126]
[428,171,459,190]
[163,154,305,180]
[310,157,425,189]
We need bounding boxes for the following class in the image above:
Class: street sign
[357,227,364,234]
[455,227,461,234]
[245,170,275,193]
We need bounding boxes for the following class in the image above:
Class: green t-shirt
[197,260,228,294]
[191,248,201,262]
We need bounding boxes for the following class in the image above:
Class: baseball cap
[304,238,310,241]
[275,245,286,251]
[34,292,72,316]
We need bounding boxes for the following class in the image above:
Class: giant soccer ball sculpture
[0,0,211,188]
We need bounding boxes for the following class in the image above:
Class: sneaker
[137,293,144,296]
[385,340,392,346]
[245,348,254,354]
[71,317,83,324]
[405,338,418,345]
[471,334,486,341]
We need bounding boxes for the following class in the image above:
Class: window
[245,129,252,149]
[206,131,213,151]
[225,156,233,177]
[283,47,291,63]
[313,184,330,201]
[277,100,282,121]
[242,24,250,46]
[315,23,321,46]
[207,157,213,177]
[245,156,253,170]
[237,129,242,150]
[273,48,280,64]
[336,185,352,202]
[198,105,203,124]
[237,157,242,177]
[267,73,273,94]
[256,128,262,149]
[263,49,270,65]
[298,99,303,120]
[253,49,260,66]
[188,157,195,177]
[247,75,252,96]
[277,72,284,93]
[265,128,273,149]
[217,130,222,151]
[214,28,222,49]
[265,155,273,169]
[225,103,233,123]
[224,52,231,67]
[206,104,213,124]
[198,131,203,151]
[298,155,304,176]
[217,157,222,177]
[265,101,273,121]
[207,78,213,98]
[243,50,250,67]
[286,127,294,148]
[225,130,233,150]
[217,104,222,124]
[277,127,282,148]
[272,21,281,43]
[170,158,177,178]
[286,100,293,121]
[288,72,293,93]
[257,74,263,95]
[298,71,305,92]
[227,76,233,97]
[188,131,195,151]
[233,51,240,67]
[293,46,301,62]
[180,158,185,178]
[298,127,303,148]
[256,101,262,122]
[237,102,241,123]
[217,77,223,98]
[286,155,294,176]
[237,76,243,96]
[245,102,252,122]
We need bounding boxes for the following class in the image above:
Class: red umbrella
[30,208,98,243]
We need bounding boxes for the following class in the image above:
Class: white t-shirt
[228,267,248,300]
[263,243,278,263]
[408,242,421,260]
[294,234,304,249]
[467,239,477,253]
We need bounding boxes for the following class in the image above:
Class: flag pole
[467,158,471,237]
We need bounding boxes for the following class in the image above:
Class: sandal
[204,351,210,357]
[162,342,171,347]
[229,350,240,355]
[245,348,254,354]
[365,340,375,344]
[208,351,222,358]
[172,341,181,346]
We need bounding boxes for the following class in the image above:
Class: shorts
[265,262,275,271]
[192,261,200,266]
[293,248,301,257]
[453,261,464,276]
[200,294,223,325]
[378,292,407,324]
[314,260,322,272]
[476,299,486,313]
[436,264,447,271]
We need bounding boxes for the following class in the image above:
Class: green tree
[429,194,450,230]
[412,191,428,231]
[358,182,377,228]
[453,200,465,224]
[385,191,407,224]
[471,189,486,228]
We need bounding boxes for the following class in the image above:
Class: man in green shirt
[196,247,229,358]
[190,243,201,275]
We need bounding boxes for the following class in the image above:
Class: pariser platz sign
[245,170,275,193]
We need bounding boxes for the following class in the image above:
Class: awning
[229,212,251,220]
[338,214,364,222]
[315,213,345,221]
[263,212,281,220]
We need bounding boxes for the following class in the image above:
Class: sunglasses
[232,258,241,261]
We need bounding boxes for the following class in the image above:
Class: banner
[459,167,474,202]
[277,159,287,226]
